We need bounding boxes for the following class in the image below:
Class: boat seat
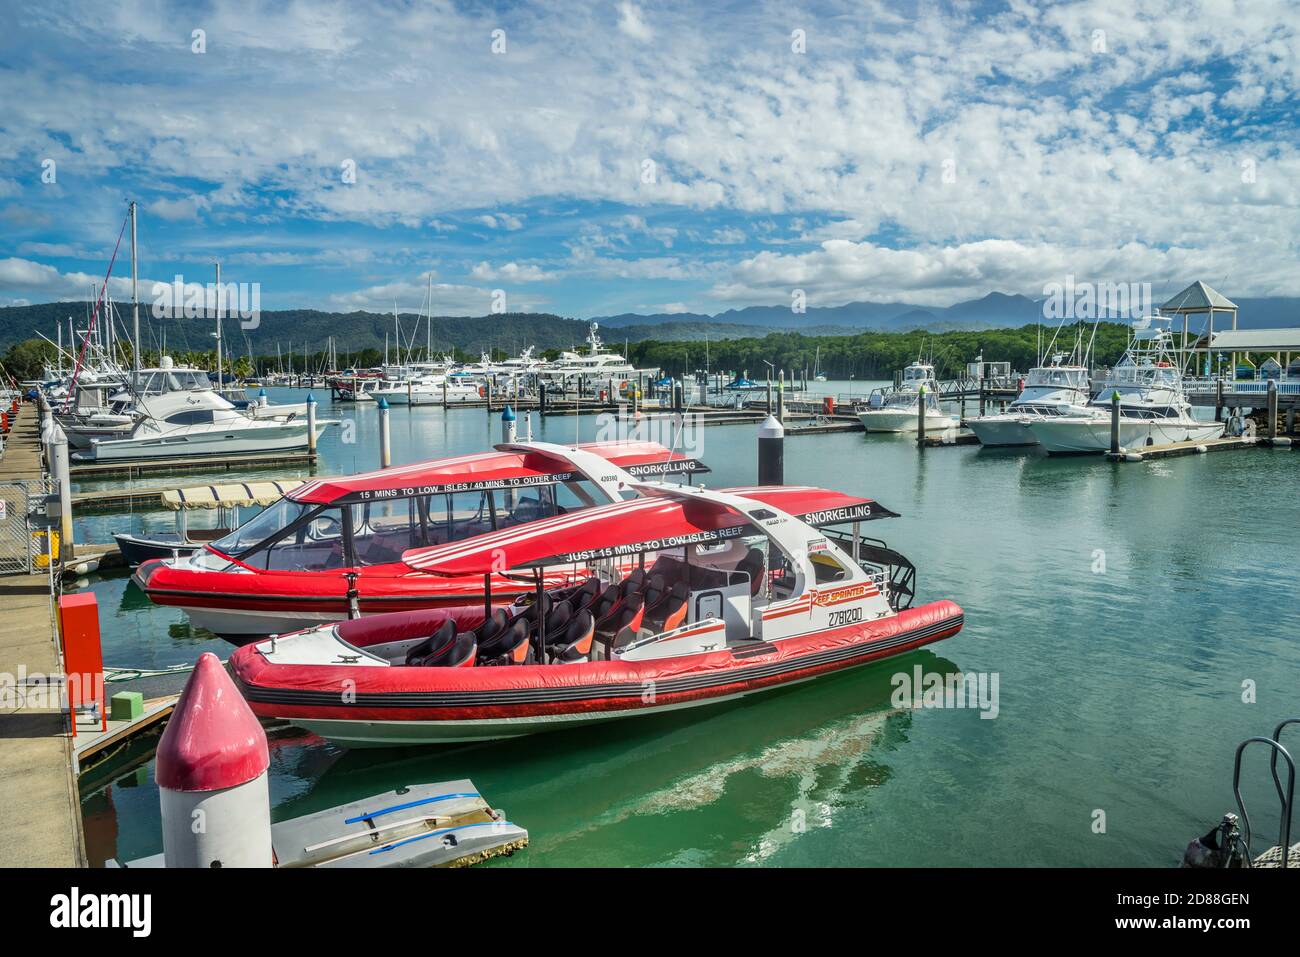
[473,608,509,644]
[420,631,477,668]
[595,595,644,658]
[478,618,530,665]
[640,574,667,610]
[621,568,647,596]
[591,583,623,622]
[531,600,572,659]
[404,619,457,666]
[406,620,477,668]
[551,609,595,664]
[646,581,689,631]
[648,555,685,584]
[736,548,766,597]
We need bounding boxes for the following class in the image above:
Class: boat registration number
[827,608,863,627]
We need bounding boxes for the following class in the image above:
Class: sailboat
[814,346,827,382]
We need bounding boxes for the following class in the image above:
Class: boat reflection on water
[274,647,966,866]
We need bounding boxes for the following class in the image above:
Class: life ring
[478,386,487,398]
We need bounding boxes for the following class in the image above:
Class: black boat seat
[420,631,477,668]
[478,618,530,665]
[595,594,645,657]
[736,547,766,597]
[551,609,595,664]
[530,600,572,659]
[646,581,689,631]
[407,621,476,668]
[621,568,647,596]
[404,619,457,666]
[591,583,623,621]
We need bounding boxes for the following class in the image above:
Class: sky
[0,0,1297,319]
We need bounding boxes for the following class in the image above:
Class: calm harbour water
[76,385,1300,867]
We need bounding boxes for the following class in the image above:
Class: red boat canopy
[402,485,894,575]
[288,441,708,505]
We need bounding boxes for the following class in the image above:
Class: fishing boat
[856,362,958,433]
[230,482,963,747]
[1025,317,1224,454]
[134,441,709,640]
[965,353,1092,447]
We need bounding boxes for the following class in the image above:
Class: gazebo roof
[1161,281,1237,313]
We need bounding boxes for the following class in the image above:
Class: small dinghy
[116,779,527,868]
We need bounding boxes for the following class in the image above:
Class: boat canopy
[162,480,304,511]
[402,485,895,575]
[288,441,708,506]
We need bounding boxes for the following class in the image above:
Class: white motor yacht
[966,354,1093,447]
[857,362,958,433]
[1026,317,1224,454]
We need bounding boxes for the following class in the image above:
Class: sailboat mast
[214,261,224,390]
[130,200,140,377]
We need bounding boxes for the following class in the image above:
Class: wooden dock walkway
[1105,436,1261,461]
[0,404,85,866]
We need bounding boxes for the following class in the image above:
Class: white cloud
[469,261,554,282]
[616,2,653,41]
[476,213,525,231]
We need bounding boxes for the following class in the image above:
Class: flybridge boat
[134,441,709,640]
[230,482,963,747]
[1025,317,1223,454]
[965,353,1093,447]
[857,362,958,433]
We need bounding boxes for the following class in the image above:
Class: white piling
[157,653,272,868]
[501,404,517,444]
[378,396,392,467]
[306,392,318,455]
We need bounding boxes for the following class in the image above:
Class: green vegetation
[627,323,1135,379]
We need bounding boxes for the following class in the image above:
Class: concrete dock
[0,405,85,866]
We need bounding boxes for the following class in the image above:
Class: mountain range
[2,291,1295,358]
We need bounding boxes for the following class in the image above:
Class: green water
[76,387,1300,867]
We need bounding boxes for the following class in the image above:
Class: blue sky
[1,0,1297,318]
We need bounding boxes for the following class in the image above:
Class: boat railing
[821,530,915,611]
[1182,376,1300,396]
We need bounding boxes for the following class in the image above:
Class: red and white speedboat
[230,482,964,747]
[134,441,707,641]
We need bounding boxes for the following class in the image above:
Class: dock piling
[916,385,927,448]
[1267,379,1279,440]
[157,653,272,868]
[378,396,392,468]
[758,414,785,485]
[1110,391,1121,455]
[502,404,517,444]
[47,423,73,558]
[306,392,317,455]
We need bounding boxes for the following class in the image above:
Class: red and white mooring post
[156,652,272,868]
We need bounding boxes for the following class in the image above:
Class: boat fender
[1123,452,1144,462]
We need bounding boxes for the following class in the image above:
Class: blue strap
[344,791,481,825]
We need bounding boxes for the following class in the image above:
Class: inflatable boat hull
[231,600,964,746]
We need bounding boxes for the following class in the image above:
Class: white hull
[373,387,482,405]
[183,604,342,639]
[286,680,825,747]
[1029,416,1223,454]
[79,421,333,461]
[965,416,1037,447]
[857,409,958,433]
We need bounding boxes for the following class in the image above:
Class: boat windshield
[210,497,313,556]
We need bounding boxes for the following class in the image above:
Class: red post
[58,593,106,735]
[1,411,8,433]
